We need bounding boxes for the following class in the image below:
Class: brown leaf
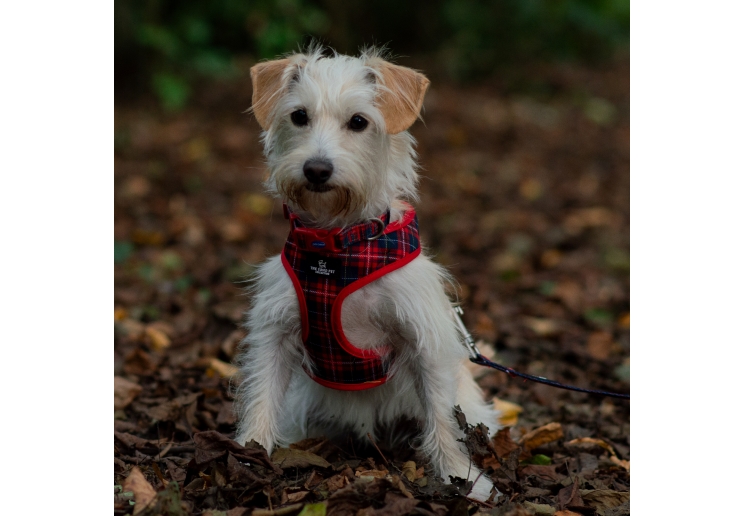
[391,475,414,499]
[586,331,613,360]
[143,392,201,423]
[216,401,236,425]
[226,452,270,488]
[492,428,520,459]
[556,478,583,509]
[519,422,564,453]
[114,376,142,410]
[565,437,618,456]
[122,466,156,515]
[609,455,631,472]
[523,316,561,337]
[221,329,245,358]
[401,461,416,482]
[356,469,388,479]
[289,436,327,451]
[252,503,304,516]
[163,458,187,482]
[212,300,245,323]
[524,487,552,498]
[520,465,566,483]
[304,470,323,490]
[123,348,159,376]
[361,492,419,515]
[271,447,331,469]
[285,489,310,503]
[555,512,583,516]
[580,490,630,516]
[207,357,239,378]
[193,431,282,473]
[145,322,173,351]
[522,501,556,515]
[114,431,160,456]
[325,473,349,493]
[493,398,524,427]
[494,503,533,516]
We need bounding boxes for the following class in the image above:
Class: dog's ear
[371,60,430,134]
[250,58,292,130]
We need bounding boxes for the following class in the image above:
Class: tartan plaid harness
[281,204,421,391]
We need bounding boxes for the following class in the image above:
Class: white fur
[235,48,501,502]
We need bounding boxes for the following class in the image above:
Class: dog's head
[250,48,429,227]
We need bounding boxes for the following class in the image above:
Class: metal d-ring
[367,217,385,240]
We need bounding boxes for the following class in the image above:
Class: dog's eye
[348,115,368,132]
[291,109,309,127]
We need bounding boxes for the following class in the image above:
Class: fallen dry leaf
[401,461,416,482]
[520,465,566,483]
[610,455,631,472]
[252,503,304,516]
[492,427,520,459]
[522,501,556,515]
[356,469,388,479]
[523,316,561,337]
[271,447,331,469]
[555,512,583,516]
[122,466,156,515]
[493,398,523,427]
[565,437,618,456]
[243,193,274,216]
[145,325,171,351]
[519,422,564,453]
[285,490,310,503]
[556,478,583,509]
[580,490,630,516]
[208,358,239,378]
[114,376,142,410]
[586,331,613,360]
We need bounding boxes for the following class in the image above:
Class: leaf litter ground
[115,57,629,515]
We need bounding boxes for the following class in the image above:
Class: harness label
[307,255,340,277]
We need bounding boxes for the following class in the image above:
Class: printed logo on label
[310,259,335,276]
[311,241,326,248]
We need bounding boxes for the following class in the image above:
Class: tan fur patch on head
[250,58,291,130]
[369,59,430,134]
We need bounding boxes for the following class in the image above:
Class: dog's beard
[280,180,364,221]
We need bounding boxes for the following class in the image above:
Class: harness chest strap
[281,205,421,390]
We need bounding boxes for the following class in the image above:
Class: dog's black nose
[303,159,333,184]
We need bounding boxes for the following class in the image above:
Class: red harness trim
[281,204,420,390]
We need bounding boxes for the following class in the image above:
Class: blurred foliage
[115,0,628,109]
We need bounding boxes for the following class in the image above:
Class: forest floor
[114,56,630,516]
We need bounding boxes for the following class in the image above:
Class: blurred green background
[115,0,629,110]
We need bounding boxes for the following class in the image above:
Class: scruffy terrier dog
[235,47,500,501]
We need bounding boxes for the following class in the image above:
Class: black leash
[453,307,630,400]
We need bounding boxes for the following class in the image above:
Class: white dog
[234,47,500,501]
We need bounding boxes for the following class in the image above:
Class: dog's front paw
[465,473,500,502]
[236,431,275,456]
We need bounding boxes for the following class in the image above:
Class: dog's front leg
[412,348,497,501]
[234,327,296,455]
[234,258,302,455]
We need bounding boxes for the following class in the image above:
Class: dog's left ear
[251,58,292,130]
[370,60,430,134]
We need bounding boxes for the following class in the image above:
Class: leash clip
[452,305,481,360]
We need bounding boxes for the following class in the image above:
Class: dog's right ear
[250,59,292,130]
